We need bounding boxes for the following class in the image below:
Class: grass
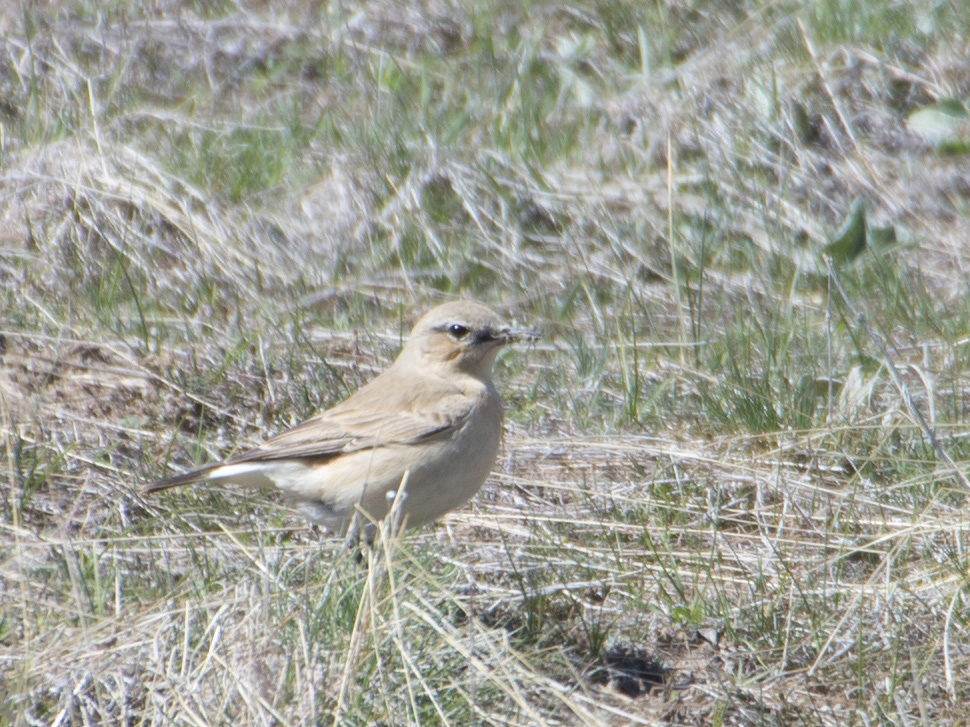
[3,0,970,724]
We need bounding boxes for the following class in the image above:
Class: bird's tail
[143,465,218,493]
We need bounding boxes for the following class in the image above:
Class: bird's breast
[386,385,503,527]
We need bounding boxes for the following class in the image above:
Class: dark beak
[491,325,540,345]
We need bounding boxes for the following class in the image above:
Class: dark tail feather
[144,464,218,494]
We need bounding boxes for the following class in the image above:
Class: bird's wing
[225,390,475,464]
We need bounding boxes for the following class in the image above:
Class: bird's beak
[496,326,541,345]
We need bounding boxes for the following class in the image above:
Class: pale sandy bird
[146,301,535,535]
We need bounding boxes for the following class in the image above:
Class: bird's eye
[447,324,470,339]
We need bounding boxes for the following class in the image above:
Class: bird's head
[399,300,537,380]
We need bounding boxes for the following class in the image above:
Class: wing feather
[147,370,481,492]
[226,391,474,464]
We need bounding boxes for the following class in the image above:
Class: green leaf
[908,101,969,148]
[823,198,867,265]
[868,224,897,249]
[936,139,970,156]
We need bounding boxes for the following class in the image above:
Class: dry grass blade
[826,256,970,492]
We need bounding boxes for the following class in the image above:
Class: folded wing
[146,389,474,491]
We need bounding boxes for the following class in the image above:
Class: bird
[145,300,536,537]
